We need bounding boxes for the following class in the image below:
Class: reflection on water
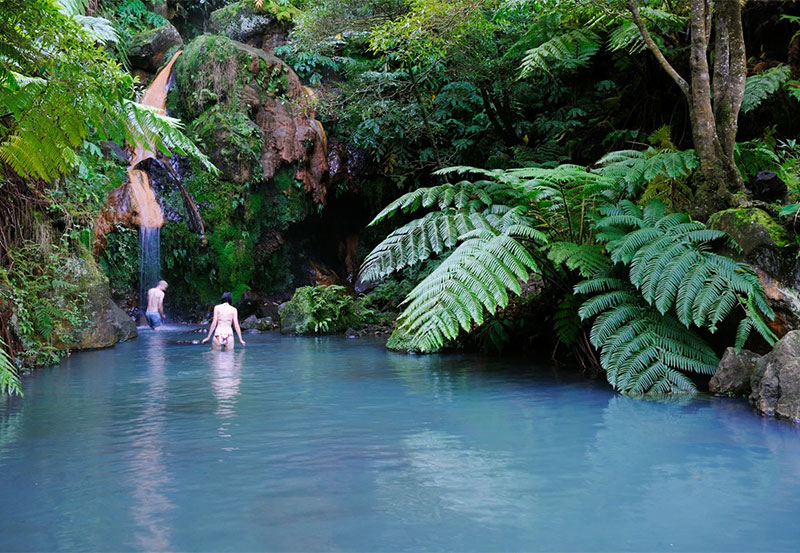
[209,349,243,443]
[129,334,173,552]
[3,331,800,552]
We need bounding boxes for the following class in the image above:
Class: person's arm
[158,292,165,321]
[201,307,219,343]
[233,308,245,346]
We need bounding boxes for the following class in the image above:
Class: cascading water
[138,226,161,308]
[126,51,182,311]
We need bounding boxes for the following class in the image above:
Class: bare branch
[625,0,690,97]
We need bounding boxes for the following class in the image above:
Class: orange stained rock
[127,50,183,229]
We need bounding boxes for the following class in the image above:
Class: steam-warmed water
[2,328,800,552]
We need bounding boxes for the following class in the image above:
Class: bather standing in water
[145,280,168,330]
[201,292,246,349]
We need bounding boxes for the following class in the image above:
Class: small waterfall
[139,226,161,309]
[127,51,182,312]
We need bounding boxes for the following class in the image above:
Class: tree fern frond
[360,209,519,282]
[742,65,791,113]
[547,242,610,277]
[595,200,775,341]
[577,278,718,395]
[519,28,600,78]
[395,232,539,352]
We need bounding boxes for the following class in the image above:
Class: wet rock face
[128,24,183,73]
[711,332,800,423]
[175,34,328,203]
[53,256,137,351]
[750,331,800,423]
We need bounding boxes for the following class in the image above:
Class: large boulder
[53,255,138,350]
[750,331,800,422]
[127,24,183,73]
[209,0,289,50]
[709,347,762,396]
[175,34,328,202]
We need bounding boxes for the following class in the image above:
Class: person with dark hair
[201,292,245,349]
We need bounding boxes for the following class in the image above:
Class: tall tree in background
[626,0,746,217]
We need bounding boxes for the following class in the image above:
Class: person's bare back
[145,280,168,330]
[202,292,245,349]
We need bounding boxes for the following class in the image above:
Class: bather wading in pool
[201,292,246,349]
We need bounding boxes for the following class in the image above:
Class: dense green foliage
[281,285,366,334]
[360,158,778,394]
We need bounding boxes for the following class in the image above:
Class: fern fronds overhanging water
[574,200,777,395]
[361,159,778,396]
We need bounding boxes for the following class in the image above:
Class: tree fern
[360,206,532,283]
[394,227,544,352]
[574,200,777,395]
[607,7,686,54]
[0,0,215,182]
[547,242,609,278]
[741,65,791,113]
[597,147,697,197]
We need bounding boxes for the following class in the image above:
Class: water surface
[2,328,800,552]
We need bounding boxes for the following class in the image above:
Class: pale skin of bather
[202,300,245,349]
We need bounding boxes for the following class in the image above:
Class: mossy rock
[175,34,293,120]
[128,24,183,73]
[210,1,275,43]
[707,207,789,257]
[54,255,137,350]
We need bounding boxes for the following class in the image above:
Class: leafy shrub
[281,285,367,334]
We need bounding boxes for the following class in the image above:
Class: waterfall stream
[127,51,182,309]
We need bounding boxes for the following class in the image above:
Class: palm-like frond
[369,177,514,225]
[607,7,686,54]
[547,242,609,277]
[597,147,697,196]
[395,228,544,352]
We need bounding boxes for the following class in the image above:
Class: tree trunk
[627,0,748,219]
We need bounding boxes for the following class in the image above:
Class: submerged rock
[750,331,800,423]
[128,24,183,73]
[53,255,137,351]
[709,347,761,396]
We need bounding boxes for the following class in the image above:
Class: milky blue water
[2,327,800,552]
